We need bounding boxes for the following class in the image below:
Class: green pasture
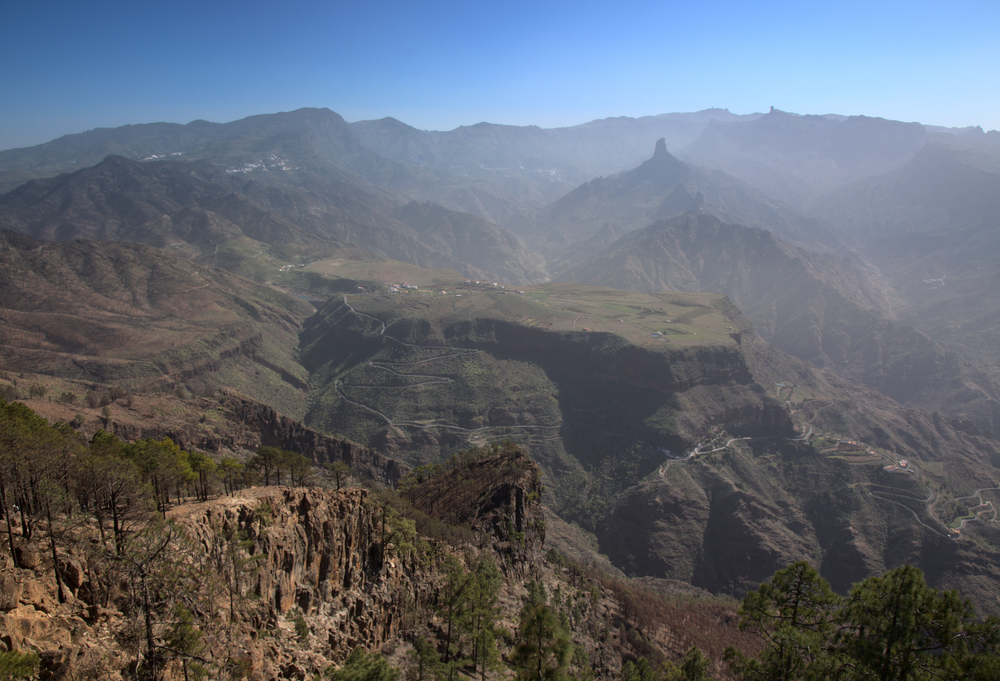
[307,258,467,287]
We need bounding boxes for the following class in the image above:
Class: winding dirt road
[333,296,560,442]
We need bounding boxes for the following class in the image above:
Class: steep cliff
[179,487,422,671]
[301,294,794,482]
[403,445,545,577]
[48,388,410,488]
[1,487,425,679]
[219,392,408,487]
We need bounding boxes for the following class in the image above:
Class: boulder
[3,604,71,650]
[57,557,86,592]
[0,573,21,611]
[19,579,58,614]
[13,540,40,569]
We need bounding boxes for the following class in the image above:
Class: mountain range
[2,105,1000,616]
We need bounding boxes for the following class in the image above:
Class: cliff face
[0,449,550,679]
[96,389,407,487]
[0,487,421,679]
[301,293,797,569]
[219,393,408,486]
[180,487,419,664]
[404,447,545,577]
[459,317,756,393]
[167,451,547,673]
[448,313,796,444]
[0,447,757,680]
[304,296,791,449]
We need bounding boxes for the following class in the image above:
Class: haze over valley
[2,103,1000,678]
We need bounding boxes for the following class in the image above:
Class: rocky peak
[404,445,545,576]
[634,138,684,184]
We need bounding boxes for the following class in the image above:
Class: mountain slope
[0,154,548,285]
[814,144,1000,324]
[562,212,999,432]
[0,155,359,280]
[562,212,889,352]
[813,143,1000,430]
[0,230,313,414]
[509,139,847,272]
[391,201,547,283]
[0,108,424,196]
[679,109,928,207]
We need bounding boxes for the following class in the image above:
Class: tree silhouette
[728,561,1000,681]
[725,561,840,681]
[511,580,572,681]
[327,460,353,490]
[838,565,996,681]
[249,446,284,486]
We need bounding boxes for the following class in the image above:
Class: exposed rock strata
[404,448,545,577]
[0,452,549,677]
[180,487,420,663]
[101,390,407,487]
[219,392,408,486]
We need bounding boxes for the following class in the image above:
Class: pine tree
[328,647,398,681]
[0,650,40,680]
[725,561,840,681]
[166,603,207,681]
[511,580,572,681]
[838,565,991,681]
[464,555,504,680]
[728,561,1000,681]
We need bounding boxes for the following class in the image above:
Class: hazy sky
[3,0,998,151]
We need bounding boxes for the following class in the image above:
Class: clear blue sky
[2,0,998,151]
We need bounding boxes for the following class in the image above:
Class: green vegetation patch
[601,303,641,314]
[307,258,466,287]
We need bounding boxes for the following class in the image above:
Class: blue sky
[2,0,998,151]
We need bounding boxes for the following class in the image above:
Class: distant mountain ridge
[562,211,891,353]
[0,153,547,285]
[2,104,999,435]
[678,109,929,208]
[0,154,338,249]
[812,142,1000,428]
[510,138,849,273]
[0,107,761,222]
[562,211,999,427]
[348,109,762,214]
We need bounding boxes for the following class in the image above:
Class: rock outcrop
[100,390,409,487]
[404,446,545,577]
[180,487,422,665]
[0,445,757,680]
[219,392,408,486]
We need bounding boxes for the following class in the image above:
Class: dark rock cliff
[103,390,407,487]
[219,392,408,486]
[404,447,545,577]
